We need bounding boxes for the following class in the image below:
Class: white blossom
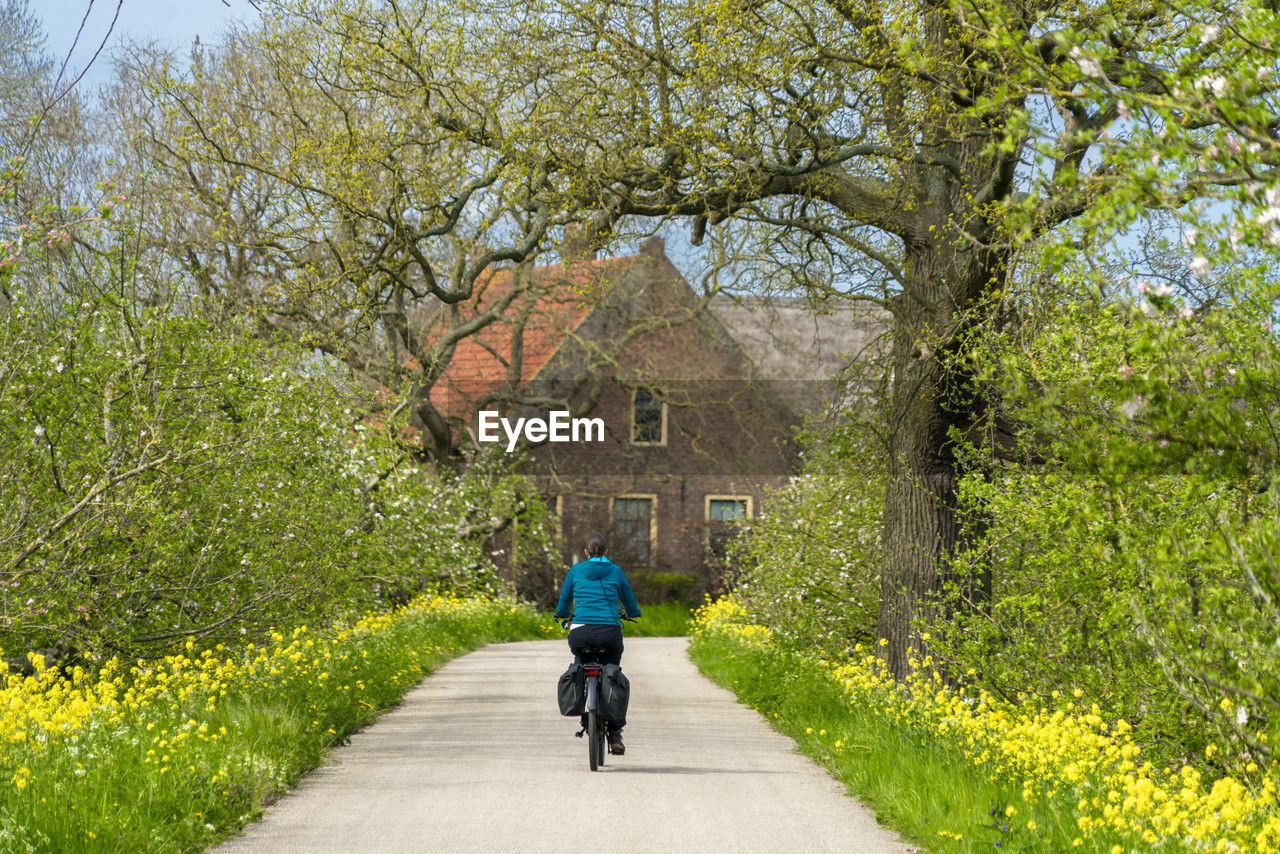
[1197,74,1228,96]
[1070,47,1104,78]
[1188,256,1211,278]
[1200,24,1219,44]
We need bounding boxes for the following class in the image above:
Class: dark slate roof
[707,295,889,414]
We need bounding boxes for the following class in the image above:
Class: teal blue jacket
[554,556,641,625]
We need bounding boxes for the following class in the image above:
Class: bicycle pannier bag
[600,663,630,721]
[557,662,586,716]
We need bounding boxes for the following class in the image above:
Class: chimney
[640,235,666,258]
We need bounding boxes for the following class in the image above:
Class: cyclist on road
[554,532,641,755]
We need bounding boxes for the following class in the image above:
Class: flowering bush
[0,592,553,851]
[727,402,885,657]
[727,473,880,656]
[0,171,554,664]
[933,0,1280,778]
[923,274,1280,777]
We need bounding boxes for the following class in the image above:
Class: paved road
[214,637,917,853]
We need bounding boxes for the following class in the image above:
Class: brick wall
[471,239,812,605]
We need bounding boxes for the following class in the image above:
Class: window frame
[629,388,668,446]
[704,494,752,561]
[704,494,754,523]
[610,492,658,567]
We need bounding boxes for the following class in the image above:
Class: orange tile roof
[428,256,629,420]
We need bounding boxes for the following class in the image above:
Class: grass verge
[689,624,1010,852]
[688,598,1280,853]
[624,602,691,637]
[0,595,556,853]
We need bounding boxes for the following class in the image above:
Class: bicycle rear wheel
[588,708,601,771]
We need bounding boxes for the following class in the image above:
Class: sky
[22,0,704,278]
[34,0,260,90]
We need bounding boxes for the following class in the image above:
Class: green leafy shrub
[727,415,884,656]
[644,571,699,604]
[934,284,1280,774]
[0,185,554,665]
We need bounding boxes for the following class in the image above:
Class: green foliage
[0,178,555,664]
[0,264,354,658]
[904,0,1280,780]
[728,417,884,656]
[643,571,698,604]
[928,270,1280,773]
[621,602,690,637]
[940,469,1250,759]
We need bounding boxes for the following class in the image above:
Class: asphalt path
[213,637,918,853]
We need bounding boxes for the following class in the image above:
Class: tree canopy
[101,0,1277,677]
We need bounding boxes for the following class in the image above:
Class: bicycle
[575,643,612,771]
[562,614,636,771]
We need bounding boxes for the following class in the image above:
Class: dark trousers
[568,624,625,731]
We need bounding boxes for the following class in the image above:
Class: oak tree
[418,0,1270,675]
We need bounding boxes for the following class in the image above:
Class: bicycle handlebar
[558,612,640,630]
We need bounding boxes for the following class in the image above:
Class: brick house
[429,236,875,604]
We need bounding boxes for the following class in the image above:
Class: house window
[706,495,752,558]
[707,497,751,522]
[612,495,655,567]
[630,388,666,445]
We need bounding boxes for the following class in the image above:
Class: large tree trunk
[875,240,995,680]
[877,354,963,679]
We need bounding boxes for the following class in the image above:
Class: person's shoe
[607,731,625,755]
